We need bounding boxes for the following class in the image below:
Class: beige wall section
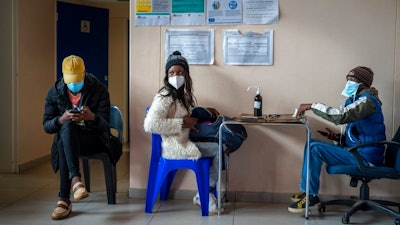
[130,0,400,198]
[396,1,400,131]
[0,0,17,172]
[18,0,56,167]
[130,26,162,188]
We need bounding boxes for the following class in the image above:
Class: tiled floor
[0,152,398,225]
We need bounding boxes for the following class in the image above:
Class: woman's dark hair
[159,66,196,111]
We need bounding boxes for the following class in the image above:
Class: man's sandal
[72,181,89,201]
[51,200,72,220]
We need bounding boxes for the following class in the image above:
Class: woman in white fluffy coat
[144,51,221,214]
[144,87,202,159]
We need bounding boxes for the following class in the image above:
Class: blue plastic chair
[145,125,212,216]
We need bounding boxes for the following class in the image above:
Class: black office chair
[319,127,400,224]
[79,104,123,204]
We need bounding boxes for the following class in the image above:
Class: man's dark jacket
[43,73,110,172]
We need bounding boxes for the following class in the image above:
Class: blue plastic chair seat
[145,132,212,216]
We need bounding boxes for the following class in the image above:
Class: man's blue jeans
[299,139,358,195]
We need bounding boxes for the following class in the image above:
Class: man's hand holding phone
[59,106,95,125]
[69,107,81,114]
[68,107,83,123]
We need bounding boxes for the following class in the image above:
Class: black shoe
[288,195,320,213]
[291,191,305,202]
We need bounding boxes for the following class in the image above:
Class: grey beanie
[165,51,189,73]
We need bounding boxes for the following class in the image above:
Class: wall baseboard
[129,188,299,203]
[19,155,50,172]
[128,188,400,204]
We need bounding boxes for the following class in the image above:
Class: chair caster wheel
[395,218,400,225]
[342,214,350,224]
[318,205,325,212]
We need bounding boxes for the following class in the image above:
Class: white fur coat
[144,89,201,159]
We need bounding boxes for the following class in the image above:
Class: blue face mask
[341,80,360,97]
[67,80,84,93]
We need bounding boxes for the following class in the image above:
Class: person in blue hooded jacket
[288,66,386,213]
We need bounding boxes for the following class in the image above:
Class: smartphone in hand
[317,130,328,136]
[70,108,81,114]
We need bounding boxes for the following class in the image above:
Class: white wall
[129,0,400,198]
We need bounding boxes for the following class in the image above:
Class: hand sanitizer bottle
[247,86,263,117]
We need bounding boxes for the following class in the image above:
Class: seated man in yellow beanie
[43,55,111,220]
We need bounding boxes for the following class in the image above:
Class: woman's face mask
[168,76,185,89]
[341,80,360,97]
[67,80,84,93]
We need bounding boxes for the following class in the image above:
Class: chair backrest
[110,104,123,141]
[146,107,163,164]
[384,126,400,171]
[150,132,163,164]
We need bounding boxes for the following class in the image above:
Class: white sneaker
[208,192,219,215]
[193,192,200,206]
[193,192,223,215]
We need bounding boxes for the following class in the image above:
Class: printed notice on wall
[207,0,243,25]
[165,29,214,64]
[135,0,170,26]
[223,29,274,65]
[170,0,206,26]
[243,0,279,24]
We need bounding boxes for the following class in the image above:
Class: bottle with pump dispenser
[247,86,263,117]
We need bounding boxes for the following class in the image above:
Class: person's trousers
[195,142,221,190]
[299,138,358,195]
[58,121,107,199]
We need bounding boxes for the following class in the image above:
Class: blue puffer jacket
[311,87,386,166]
[344,93,386,165]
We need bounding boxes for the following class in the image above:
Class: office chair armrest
[347,141,400,172]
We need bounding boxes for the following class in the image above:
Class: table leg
[305,121,311,219]
[217,123,224,216]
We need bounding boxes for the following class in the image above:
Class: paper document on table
[236,114,266,122]
[266,114,303,123]
[291,108,298,117]
[236,113,303,123]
